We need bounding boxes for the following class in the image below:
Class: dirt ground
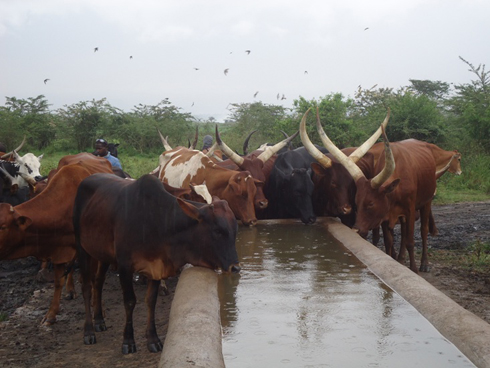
[0,201,489,368]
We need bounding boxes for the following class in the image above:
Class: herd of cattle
[0,108,462,354]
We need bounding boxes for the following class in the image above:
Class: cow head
[177,196,240,273]
[301,107,396,237]
[215,125,299,211]
[221,171,257,226]
[0,204,33,259]
[13,151,44,184]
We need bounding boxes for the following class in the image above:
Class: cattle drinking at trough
[73,173,240,354]
[308,107,437,273]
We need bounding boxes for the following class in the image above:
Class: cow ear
[15,215,32,230]
[38,154,44,161]
[382,178,400,195]
[176,198,202,221]
[310,162,326,178]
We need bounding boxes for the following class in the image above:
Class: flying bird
[94,47,98,52]
[44,79,50,84]
[364,27,369,31]
[277,93,280,100]
[191,102,195,107]
[304,71,308,74]
[245,50,251,55]
[281,94,286,100]
[254,91,259,98]
[194,67,199,70]
[130,56,133,59]
[224,68,229,76]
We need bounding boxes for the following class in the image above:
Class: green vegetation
[2,56,490,199]
[0,312,8,322]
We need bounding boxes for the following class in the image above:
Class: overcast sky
[1,0,489,122]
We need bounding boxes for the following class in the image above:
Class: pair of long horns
[214,125,299,166]
[300,107,394,189]
[1,136,26,159]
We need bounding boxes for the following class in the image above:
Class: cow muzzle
[228,264,241,273]
[342,205,352,215]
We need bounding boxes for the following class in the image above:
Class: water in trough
[218,220,475,367]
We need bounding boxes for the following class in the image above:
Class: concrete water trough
[159,218,490,368]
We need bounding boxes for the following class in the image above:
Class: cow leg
[404,212,418,273]
[64,268,76,300]
[40,263,65,325]
[93,262,110,332]
[371,226,380,247]
[79,249,97,345]
[145,279,163,353]
[429,208,438,236]
[119,269,137,354]
[419,203,432,272]
[381,222,396,259]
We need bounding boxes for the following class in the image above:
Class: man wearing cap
[94,138,122,170]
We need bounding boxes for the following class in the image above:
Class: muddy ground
[0,201,489,368]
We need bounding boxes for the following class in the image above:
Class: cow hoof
[41,316,56,326]
[419,264,431,273]
[147,340,163,353]
[122,343,137,354]
[84,335,96,345]
[94,322,107,332]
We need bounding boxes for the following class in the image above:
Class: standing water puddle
[219,220,475,367]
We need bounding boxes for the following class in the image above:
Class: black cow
[74,173,240,354]
[258,146,328,224]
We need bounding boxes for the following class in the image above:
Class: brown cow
[154,146,258,226]
[305,108,437,273]
[0,156,114,324]
[74,173,240,354]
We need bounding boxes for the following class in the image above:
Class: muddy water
[218,220,475,368]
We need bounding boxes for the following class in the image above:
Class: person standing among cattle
[94,138,122,170]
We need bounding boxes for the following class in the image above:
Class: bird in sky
[245,50,251,55]
[364,27,369,31]
[277,93,280,100]
[194,67,199,70]
[191,102,195,107]
[254,91,259,98]
[304,70,308,74]
[44,79,50,84]
[94,47,98,52]
[281,94,286,100]
[130,56,133,59]
[224,68,229,76]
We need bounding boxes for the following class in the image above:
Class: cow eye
[24,164,33,174]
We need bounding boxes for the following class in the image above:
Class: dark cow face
[235,157,268,210]
[177,197,240,273]
[0,204,32,259]
[287,168,316,224]
[353,176,400,238]
[222,171,257,226]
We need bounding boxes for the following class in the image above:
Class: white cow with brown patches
[156,147,258,226]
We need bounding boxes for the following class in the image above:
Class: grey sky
[1,0,488,122]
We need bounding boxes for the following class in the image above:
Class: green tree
[2,95,55,149]
[450,57,490,151]
[57,98,115,151]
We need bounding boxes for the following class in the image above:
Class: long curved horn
[280,130,295,150]
[1,135,26,159]
[215,125,244,166]
[300,109,333,168]
[0,165,14,184]
[19,172,37,186]
[348,108,391,163]
[190,126,198,149]
[157,128,172,151]
[242,130,257,155]
[257,130,300,163]
[315,108,364,181]
[205,142,224,162]
[370,126,395,189]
